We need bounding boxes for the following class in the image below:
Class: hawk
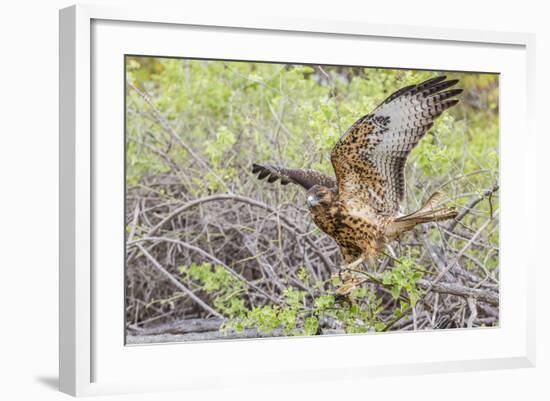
[252,76,460,278]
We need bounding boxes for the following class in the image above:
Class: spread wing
[331,76,462,215]
[252,163,336,190]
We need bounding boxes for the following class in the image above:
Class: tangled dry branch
[125,175,499,339]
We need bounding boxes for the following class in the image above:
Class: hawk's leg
[333,256,370,296]
[338,256,365,281]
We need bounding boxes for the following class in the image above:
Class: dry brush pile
[126,180,499,341]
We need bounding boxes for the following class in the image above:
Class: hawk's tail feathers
[388,192,458,236]
[394,207,458,226]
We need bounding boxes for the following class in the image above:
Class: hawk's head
[306,185,335,210]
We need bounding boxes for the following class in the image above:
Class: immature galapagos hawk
[252,76,460,290]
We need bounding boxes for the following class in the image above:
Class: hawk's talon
[332,256,368,296]
[338,268,351,282]
[335,276,367,296]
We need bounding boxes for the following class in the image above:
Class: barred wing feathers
[331,76,462,215]
[251,163,336,191]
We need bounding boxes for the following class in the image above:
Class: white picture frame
[59,3,536,397]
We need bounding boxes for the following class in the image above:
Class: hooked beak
[307,195,320,208]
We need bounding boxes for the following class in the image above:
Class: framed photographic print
[59,4,536,397]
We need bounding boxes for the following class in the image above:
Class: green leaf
[304,316,319,336]
[314,295,335,310]
[391,285,401,299]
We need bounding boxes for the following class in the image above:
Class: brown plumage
[253,76,460,268]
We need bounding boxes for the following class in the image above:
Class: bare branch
[135,243,223,318]
[445,183,499,233]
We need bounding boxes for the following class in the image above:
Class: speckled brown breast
[311,200,392,263]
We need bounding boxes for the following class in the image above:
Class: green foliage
[180,263,392,335]
[126,58,498,202]
[180,263,247,318]
[381,257,424,307]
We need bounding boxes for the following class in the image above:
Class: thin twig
[130,236,281,304]
[135,243,222,318]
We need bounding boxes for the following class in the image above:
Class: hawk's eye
[306,194,320,208]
